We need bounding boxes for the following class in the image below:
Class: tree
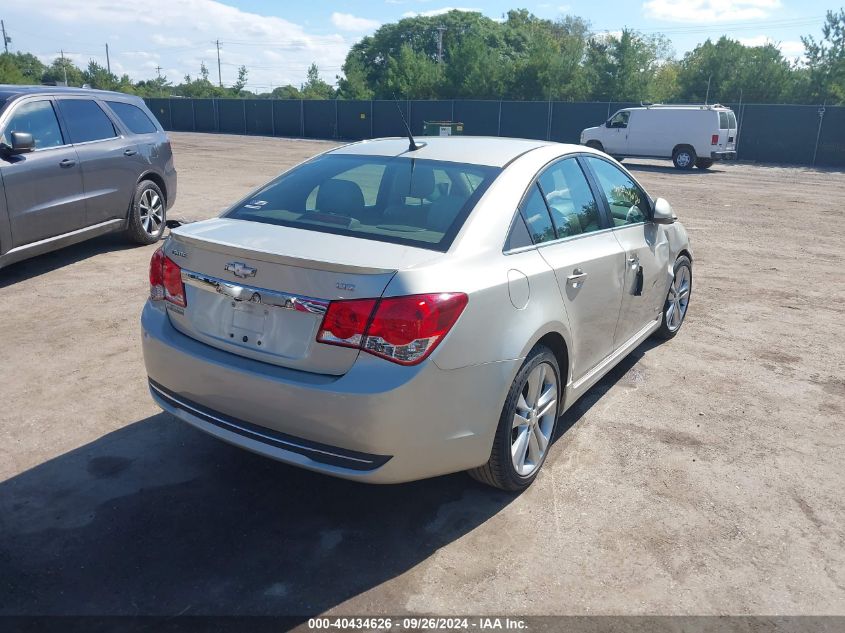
[300,63,334,99]
[337,52,374,100]
[42,56,84,86]
[802,9,845,103]
[83,60,118,90]
[582,29,672,102]
[231,65,248,96]
[385,44,442,99]
[677,37,796,103]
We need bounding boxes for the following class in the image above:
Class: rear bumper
[711,150,737,160]
[141,302,517,483]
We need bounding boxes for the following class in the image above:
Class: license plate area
[229,301,267,348]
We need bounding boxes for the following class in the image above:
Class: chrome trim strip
[149,382,376,465]
[180,269,330,315]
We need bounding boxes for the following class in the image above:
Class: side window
[538,158,603,238]
[584,156,650,226]
[57,99,117,144]
[719,111,729,129]
[504,212,533,251]
[519,183,556,244]
[106,101,157,134]
[0,100,65,150]
[608,111,630,128]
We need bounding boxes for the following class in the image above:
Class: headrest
[408,166,435,199]
[316,179,365,216]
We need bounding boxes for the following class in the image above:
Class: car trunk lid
[162,218,439,375]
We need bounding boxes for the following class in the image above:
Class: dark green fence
[143,98,844,168]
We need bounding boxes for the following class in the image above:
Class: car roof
[0,84,142,103]
[330,136,561,168]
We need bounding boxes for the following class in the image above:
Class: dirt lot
[1,132,844,617]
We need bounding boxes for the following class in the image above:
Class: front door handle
[627,255,639,266]
[59,158,76,168]
[123,149,137,156]
[567,269,588,288]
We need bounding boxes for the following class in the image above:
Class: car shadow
[0,233,142,288]
[623,163,725,175]
[0,338,660,619]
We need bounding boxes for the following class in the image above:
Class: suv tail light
[711,134,719,145]
[149,247,186,307]
[317,293,468,365]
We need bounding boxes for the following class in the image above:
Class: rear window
[57,99,116,143]
[106,101,158,134]
[719,111,729,129]
[225,154,500,251]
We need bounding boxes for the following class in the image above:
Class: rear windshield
[225,154,500,251]
[719,110,737,129]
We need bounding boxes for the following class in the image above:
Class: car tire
[468,346,561,491]
[695,158,714,170]
[654,255,692,339]
[585,140,604,152]
[126,180,166,245]
[672,146,696,170]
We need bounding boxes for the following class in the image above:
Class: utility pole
[105,43,111,74]
[1,20,10,53]
[155,65,162,79]
[60,49,68,85]
[436,25,446,63]
[704,74,712,105]
[216,39,222,87]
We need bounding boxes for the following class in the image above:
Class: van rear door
[718,110,737,153]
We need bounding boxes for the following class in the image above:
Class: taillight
[711,134,719,145]
[316,293,468,365]
[316,299,377,348]
[149,247,186,307]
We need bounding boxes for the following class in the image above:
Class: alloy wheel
[139,188,164,236]
[511,362,558,477]
[666,264,691,332]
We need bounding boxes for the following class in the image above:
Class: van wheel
[672,146,696,170]
[695,158,714,170]
[468,346,560,491]
[126,180,166,245]
[585,140,604,152]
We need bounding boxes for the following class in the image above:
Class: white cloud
[5,0,352,90]
[739,35,805,59]
[330,12,380,32]
[643,0,782,22]
[402,7,481,18]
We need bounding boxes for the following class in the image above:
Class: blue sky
[2,0,831,91]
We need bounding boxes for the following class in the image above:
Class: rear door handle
[59,158,76,168]
[123,149,137,156]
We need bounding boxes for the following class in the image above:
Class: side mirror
[653,198,675,224]
[9,131,34,154]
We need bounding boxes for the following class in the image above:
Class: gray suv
[0,86,177,269]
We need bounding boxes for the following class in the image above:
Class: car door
[0,97,87,248]
[56,97,141,227]
[602,110,630,155]
[582,155,671,350]
[522,157,625,381]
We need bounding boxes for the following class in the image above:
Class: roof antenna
[393,93,422,152]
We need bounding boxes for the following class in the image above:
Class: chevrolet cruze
[142,137,692,490]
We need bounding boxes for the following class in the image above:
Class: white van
[580,104,738,170]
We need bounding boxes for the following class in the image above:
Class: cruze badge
[225,261,257,278]
[336,282,356,291]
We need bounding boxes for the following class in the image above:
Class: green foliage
[301,63,335,99]
[0,9,840,104]
[802,9,845,102]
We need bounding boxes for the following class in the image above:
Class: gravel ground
[0,132,843,617]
